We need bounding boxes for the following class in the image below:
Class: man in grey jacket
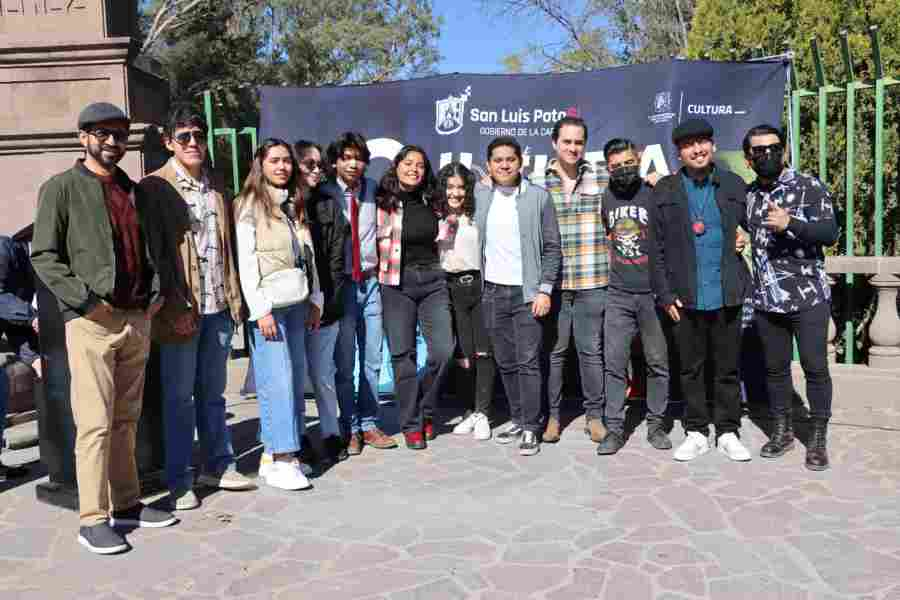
[474,136,561,456]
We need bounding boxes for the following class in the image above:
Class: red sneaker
[423,418,435,441]
[404,431,426,450]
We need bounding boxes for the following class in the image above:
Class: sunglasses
[301,159,323,171]
[173,129,208,146]
[749,142,783,157]
[89,128,129,144]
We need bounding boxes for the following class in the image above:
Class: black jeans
[482,282,543,433]
[604,289,669,434]
[381,266,454,433]
[545,288,606,419]
[754,302,832,420]
[673,306,742,437]
[447,271,495,418]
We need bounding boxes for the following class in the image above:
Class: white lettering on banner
[640,144,670,177]
[687,104,735,116]
[470,109,498,122]
[368,138,404,163]
[439,152,473,169]
[369,140,671,181]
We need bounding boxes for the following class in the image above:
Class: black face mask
[751,150,784,180]
[609,165,641,194]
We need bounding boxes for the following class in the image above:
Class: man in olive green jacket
[31,102,175,555]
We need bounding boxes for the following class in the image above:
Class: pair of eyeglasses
[90,128,129,144]
[301,159,323,171]
[749,142,783,157]
[173,129,208,146]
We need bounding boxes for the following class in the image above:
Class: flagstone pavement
[1,359,899,599]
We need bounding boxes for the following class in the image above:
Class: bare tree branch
[141,0,206,54]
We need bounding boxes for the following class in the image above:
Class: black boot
[805,418,830,471]
[760,414,795,458]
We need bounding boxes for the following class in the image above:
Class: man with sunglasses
[742,124,838,471]
[138,106,252,511]
[32,102,175,554]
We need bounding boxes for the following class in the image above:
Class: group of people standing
[24,99,837,556]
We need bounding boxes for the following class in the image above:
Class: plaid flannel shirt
[377,201,452,286]
[531,159,609,290]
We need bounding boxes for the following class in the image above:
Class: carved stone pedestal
[0,0,170,510]
[868,273,900,370]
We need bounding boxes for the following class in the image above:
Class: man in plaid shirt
[530,116,610,444]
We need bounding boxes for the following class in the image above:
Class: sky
[433,0,564,74]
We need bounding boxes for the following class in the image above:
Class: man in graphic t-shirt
[597,139,671,455]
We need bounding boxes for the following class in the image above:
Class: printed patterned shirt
[173,159,228,315]
[745,168,837,314]
[531,159,608,290]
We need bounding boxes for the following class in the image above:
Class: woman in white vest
[234,139,323,491]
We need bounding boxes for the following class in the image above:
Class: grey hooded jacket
[473,179,561,303]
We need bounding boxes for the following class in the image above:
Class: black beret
[77,102,130,130]
[672,118,714,145]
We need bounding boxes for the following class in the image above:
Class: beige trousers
[64,310,151,526]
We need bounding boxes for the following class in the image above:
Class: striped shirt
[531,160,609,290]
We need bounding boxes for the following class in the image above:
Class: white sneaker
[259,453,273,479]
[717,432,752,462]
[673,431,711,462]
[453,412,479,435]
[472,413,492,441]
[264,460,312,491]
[260,453,313,478]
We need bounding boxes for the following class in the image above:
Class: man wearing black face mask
[597,139,671,454]
[743,124,838,471]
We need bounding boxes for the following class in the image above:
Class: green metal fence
[203,90,259,195]
[789,25,899,364]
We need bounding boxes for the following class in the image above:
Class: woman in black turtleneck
[375,145,454,450]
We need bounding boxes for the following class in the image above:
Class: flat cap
[672,118,714,145]
[77,102,130,130]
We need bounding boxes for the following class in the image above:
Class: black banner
[261,59,787,181]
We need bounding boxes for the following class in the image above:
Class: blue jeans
[306,322,341,438]
[159,310,236,491]
[252,302,309,454]
[335,277,382,436]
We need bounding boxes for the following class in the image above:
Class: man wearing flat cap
[31,102,176,555]
[647,118,752,464]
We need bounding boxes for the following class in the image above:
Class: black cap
[672,118,714,145]
[77,102,130,130]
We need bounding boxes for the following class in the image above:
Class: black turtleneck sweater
[400,190,439,268]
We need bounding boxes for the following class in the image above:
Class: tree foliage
[483,0,696,71]
[137,0,441,125]
[688,0,900,258]
[688,0,900,357]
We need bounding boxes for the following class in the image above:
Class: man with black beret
[32,102,176,555]
[648,118,753,463]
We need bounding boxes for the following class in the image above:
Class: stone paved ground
[1,359,899,599]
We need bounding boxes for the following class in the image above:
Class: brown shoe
[347,433,363,456]
[543,417,561,443]
[586,418,607,443]
[362,428,398,449]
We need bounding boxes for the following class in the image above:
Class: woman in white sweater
[234,138,322,491]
